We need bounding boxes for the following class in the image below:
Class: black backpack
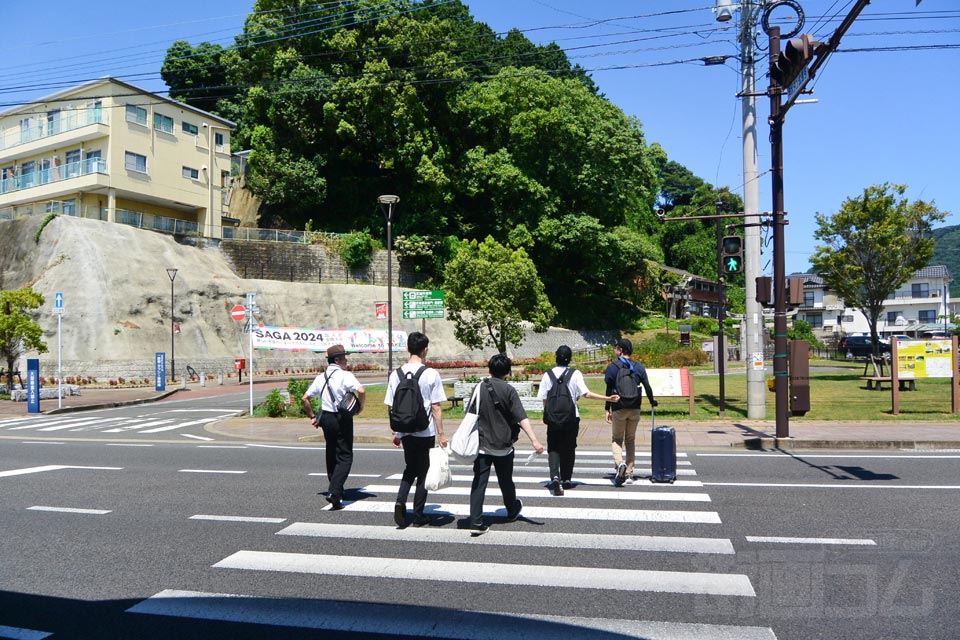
[389,366,430,433]
[615,360,641,408]
[543,369,578,428]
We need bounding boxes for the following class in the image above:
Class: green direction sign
[402,298,445,310]
[402,308,445,319]
[402,289,444,301]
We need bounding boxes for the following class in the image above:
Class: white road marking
[102,419,176,433]
[27,506,111,515]
[549,450,689,458]
[704,482,960,490]
[169,409,244,413]
[106,443,154,447]
[745,536,876,546]
[128,589,775,639]
[190,515,286,524]
[140,418,219,434]
[214,551,754,596]
[21,441,64,445]
[197,446,247,449]
[472,465,697,476]
[325,500,721,523]
[697,453,960,459]
[0,624,53,640]
[361,484,711,502]
[279,522,735,554]
[178,469,247,475]
[384,474,705,487]
[184,435,217,442]
[0,465,122,478]
[309,473,381,478]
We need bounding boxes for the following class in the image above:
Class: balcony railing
[0,158,107,195]
[117,209,198,236]
[1,108,107,152]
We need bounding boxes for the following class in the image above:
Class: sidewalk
[4,381,960,449]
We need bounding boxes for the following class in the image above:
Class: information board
[896,339,953,379]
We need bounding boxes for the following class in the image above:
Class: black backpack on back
[543,369,578,428]
[615,360,641,408]
[389,366,430,433]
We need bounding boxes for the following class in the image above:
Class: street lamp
[166,268,178,382]
[377,195,400,373]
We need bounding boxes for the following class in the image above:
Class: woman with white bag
[384,332,448,528]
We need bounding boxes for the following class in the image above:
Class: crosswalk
[126,449,779,639]
[0,409,241,436]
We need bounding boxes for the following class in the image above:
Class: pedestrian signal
[721,235,743,275]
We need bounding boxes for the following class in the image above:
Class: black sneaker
[326,494,344,511]
[470,523,489,536]
[615,463,627,487]
[393,502,406,527]
[412,514,431,527]
[562,480,574,490]
[551,477,563,496]
[505,499,523,522]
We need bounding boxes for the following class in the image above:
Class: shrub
[263,389,287,418]
[340,230,375,269]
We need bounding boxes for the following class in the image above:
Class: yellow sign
[896,340,953,379]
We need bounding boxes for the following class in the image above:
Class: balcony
[1,109,108,153]
[117,209,199,236]
[0,158,107,196]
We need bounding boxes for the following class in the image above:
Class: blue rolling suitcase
[650,407,677,483]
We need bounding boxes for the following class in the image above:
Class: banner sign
[646,368,691,398]
[155,352,166,391]
[896,339,953,379]
[27,359,40,413]
[252,326,407,353]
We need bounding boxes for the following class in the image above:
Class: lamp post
[166,268,178,382]
[377,195,400,373]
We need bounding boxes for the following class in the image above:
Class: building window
[803,291,814,306]
[182,121,198,136]
[154,113,174,135]
[45,201,60,214]
[62,198,77,216]
[805,314,823,328]
[65,149,81,178]
[886,311,903,323]
[919,310,937,323]
[182,166,199,180]
[215,132,225,149]
[47,109,61,136]
[912,283,930,298]
[124,152,147,173]
[85,150,103,173]
[125,105,148,126]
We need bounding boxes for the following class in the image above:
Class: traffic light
[771,34,817,87]
[721,235,743,275]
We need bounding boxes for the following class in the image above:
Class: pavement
[4,379,960,450]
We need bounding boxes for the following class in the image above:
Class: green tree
[160,41,230,115]
[810,183,947,359]
[443,236,555,353]
[788,319,822,348]
[0,289,48,389]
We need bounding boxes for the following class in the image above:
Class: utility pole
[739,0,765,419]
[715,200,726,416]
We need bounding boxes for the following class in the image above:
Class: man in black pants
[537,345,619,495]
[385,332,448,527]
[468,354,544,534]
[301,344,365,510]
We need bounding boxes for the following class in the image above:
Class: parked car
[839,336,891,359]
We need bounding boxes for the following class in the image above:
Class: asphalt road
[1,416,958,639]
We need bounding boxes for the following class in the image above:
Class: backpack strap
[322,368,338,410]
[546,369,558,385]
[483,379,511,423]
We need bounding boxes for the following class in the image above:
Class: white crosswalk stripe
[0,411,239,435]
[362,483,711,502]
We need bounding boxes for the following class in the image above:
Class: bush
[286,378,311,418]
[263,389,287,418]
[340,230,375,269]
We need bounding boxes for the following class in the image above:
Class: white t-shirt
[537,366,590,418]
[304,365,363,413]
[384,362,447,438]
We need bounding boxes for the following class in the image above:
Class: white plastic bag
[449,386,480,464]
[425,446,452,491]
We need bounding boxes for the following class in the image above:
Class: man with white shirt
[537,345,618,496]
[301,344,365,510]
[385,332,448,527]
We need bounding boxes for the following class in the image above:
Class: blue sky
[4,0,957,275]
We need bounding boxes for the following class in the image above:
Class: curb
[741,437,960,450]
[42,389,182,415]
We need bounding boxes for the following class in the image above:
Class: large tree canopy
[0,288,47,389]
[810,183,947,357]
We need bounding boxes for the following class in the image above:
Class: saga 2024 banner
[252,326,407,353]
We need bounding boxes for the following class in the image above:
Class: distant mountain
[932,225,960,295]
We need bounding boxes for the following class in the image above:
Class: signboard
[896,339,953,379]
[53,292,63,314]
[27,359,40,414]
[402,290,444,319]
[155,352,166,391]
[230,305,246,321]
[646,369,691,397]
[786,66,810,106]
[751,352,765,372]
[252,326,407,353]
[375,303,387,320]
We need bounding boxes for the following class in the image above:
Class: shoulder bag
[449,384,481,464]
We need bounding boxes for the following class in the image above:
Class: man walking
[537,345,618,496]
[385,332,448,527]
[604,338,656,486]
[301,344,365,510]
[469,354,544,534]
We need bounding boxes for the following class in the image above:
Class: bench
[446,395,464,409]
[860,376,916,391]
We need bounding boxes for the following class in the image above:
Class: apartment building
[0,77,235,238]
[793,265,953,342]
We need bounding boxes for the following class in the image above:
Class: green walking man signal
[721,235,743,275]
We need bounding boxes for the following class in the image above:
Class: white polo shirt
[384,362,447,438]
[536,366,590,418]
[305,364,363,412]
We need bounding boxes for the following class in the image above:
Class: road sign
[402,299,445,310]
[402,289,444,301]
[402,308,445,319]
[230,305,246,321]
[375,302,387,320]
[53,292,63,315]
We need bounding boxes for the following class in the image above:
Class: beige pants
[610,408,641,475]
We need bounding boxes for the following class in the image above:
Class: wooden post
[891,340,899,415]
